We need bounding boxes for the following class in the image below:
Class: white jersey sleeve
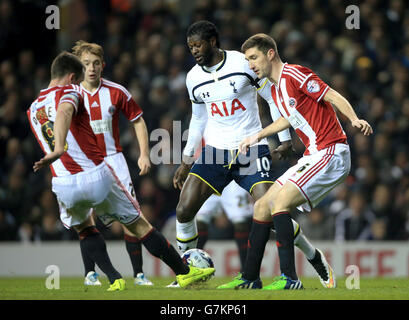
[59,85,82,114]
[184,72,208,156]
[183,102,208,157]
[257,78,291,142]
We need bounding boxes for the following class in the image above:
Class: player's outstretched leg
[126,216,215,288]
[281,219,336,288]
[283,219,335,287]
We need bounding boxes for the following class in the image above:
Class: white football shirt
[185,50,268,151]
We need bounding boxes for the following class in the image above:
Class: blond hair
[72,40,104,62]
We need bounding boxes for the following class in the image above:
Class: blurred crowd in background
[0,0,408,243]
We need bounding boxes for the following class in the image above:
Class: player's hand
[173,162,192,190]
[138,154,151,176]
[239,134,259,154]
[33,150,64,172]
[272,141,295,160]
[351,119,373,136]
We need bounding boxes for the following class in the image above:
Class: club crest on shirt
[35,107,48,124]
[229,80,238,93]
[289,97,297,108]
[306,80,320,93]
[108,105,116,115]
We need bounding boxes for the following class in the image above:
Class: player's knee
[253,198,272,221]
[271,191,291,214]
[126,215,153,238]
[176,202,195,223]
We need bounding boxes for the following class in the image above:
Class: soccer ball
[181,248,214,269]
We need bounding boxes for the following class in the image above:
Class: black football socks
[273,212,298,280]
[124,234,144,276]
[242,219,272,281]
[80,229,96,276]
[141,228,190,275]
[79,226,122,284]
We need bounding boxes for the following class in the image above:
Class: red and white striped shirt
[27,85,104,177]
[80,78,143,156]
[270,63,347,155]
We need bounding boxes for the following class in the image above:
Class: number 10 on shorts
[256,157,271,172]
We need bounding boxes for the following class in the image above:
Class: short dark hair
[241,33,279,58]
[187,20,220,48]
[50,51,84,80]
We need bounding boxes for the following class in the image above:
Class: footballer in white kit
[174,47,289,252]
[184,49,281,194]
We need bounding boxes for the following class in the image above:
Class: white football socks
[176,219,198,252]
[292,220,316,260]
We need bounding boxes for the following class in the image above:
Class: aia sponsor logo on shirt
[306,80,320,93]
[210,98,246,117]
[289,97,297,108]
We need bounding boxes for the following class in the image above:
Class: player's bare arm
[239,117,291,154]
[324,88,373,136]
[33,102,74,171]
[173,154,195,190]
[256,89,294,160]
[133,117,151,175]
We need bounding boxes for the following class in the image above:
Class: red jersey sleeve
[118,88,143,122]
[59,85,83,113]
[293,65,330,102]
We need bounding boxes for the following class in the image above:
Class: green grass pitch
[1,277,408,300]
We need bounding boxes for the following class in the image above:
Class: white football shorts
[57,154,141,228]
[276,143,351,212]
